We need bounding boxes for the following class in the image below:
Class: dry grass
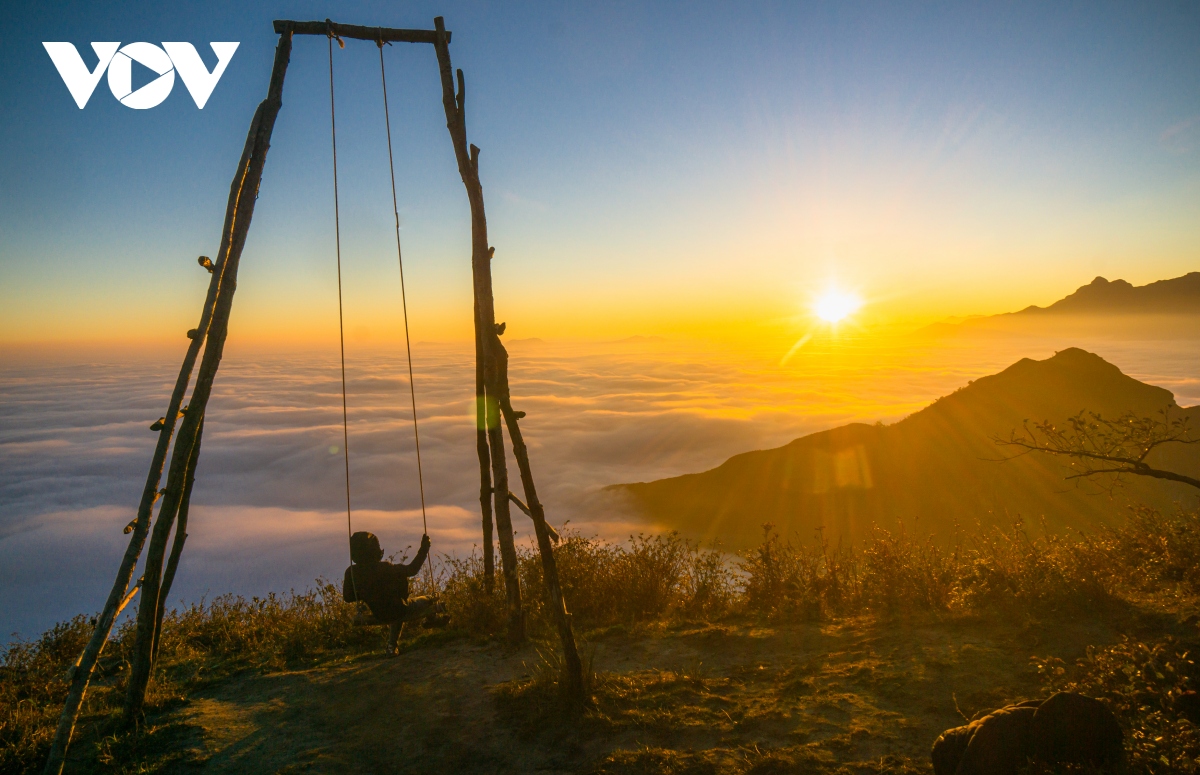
[440,532,735,640]
[3,508,1200,774]
[0,585,378,775]
[0,617,91,773]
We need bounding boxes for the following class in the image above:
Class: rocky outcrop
[932,692,1122,775]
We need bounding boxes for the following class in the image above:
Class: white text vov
[43,42,239,109]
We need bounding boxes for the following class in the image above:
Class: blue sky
[2,1,1198,345]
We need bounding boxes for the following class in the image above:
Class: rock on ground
[1028,691,1124,768]
[931,692,1122,775]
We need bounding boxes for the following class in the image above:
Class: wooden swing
[45,18,583,775]
[322,27,433,625]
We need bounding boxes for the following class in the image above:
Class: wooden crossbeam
[272,19,450,44]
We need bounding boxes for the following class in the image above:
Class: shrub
[860,528,956,612]
[150,583,375,673]
[530,531,735,632]
[953,520,1111,611]
[1034,637,1200,774]
[740,524,860,619]
[438,551,508,639]
[438,531,735,640]
[0,617,92,775]
[1098,506,1200,594]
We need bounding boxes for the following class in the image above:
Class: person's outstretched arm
[399,535,431,577]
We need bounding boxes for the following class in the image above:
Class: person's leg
[386,621,403,654]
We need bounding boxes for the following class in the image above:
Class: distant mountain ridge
[1011,272,1200,316]
[923,272,1200,337]
[611,349,1200,548]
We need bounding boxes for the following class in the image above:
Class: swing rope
[326,33,358,602]
[377,38,435,588]
[326,30,435,601]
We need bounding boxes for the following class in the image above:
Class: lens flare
[814,289,862,323]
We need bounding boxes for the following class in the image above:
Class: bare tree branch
[994,407,1200,492]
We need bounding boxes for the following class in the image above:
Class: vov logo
[43,42,239,109]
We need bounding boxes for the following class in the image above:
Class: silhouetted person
[343,531,442,655]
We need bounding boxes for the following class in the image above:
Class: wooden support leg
[123,28,294,726]
[475,309,495,591]
[493,343,584,699]
[152,417,203,661]
[433,18,524,640]
[487,401,524,642]
[130,426,201,695]
[43,228,229,775]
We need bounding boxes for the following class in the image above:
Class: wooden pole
[433,17,525,642]
[496,352,585,698]
[41,252,223,774]
[124,28,294,724]
[477,343,496,591]
[153,417,204,660]
[487,406,522,640]
[432,17,581,694]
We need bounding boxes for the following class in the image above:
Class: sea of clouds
[2,335,1197,640]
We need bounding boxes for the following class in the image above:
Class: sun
[814,288,862,323]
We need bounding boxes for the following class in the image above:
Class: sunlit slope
[614,348,1200,547]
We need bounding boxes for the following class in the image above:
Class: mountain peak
[1027,346,1119,371]
[967,347,1125,388]
[909,348,1177,428]
[614,350,1195,548]
[1017,272,1200,315]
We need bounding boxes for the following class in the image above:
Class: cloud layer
[2,335,1196,639]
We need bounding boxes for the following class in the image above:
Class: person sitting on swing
[343,531,445,655]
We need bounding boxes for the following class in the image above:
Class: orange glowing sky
[2,2,1198,349]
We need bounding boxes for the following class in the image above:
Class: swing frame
[45,17,583,775]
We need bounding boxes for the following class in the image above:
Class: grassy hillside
[614,349,1200,548]
[5,508,1200,774]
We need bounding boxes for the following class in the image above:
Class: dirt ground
[110,609,1136,774]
